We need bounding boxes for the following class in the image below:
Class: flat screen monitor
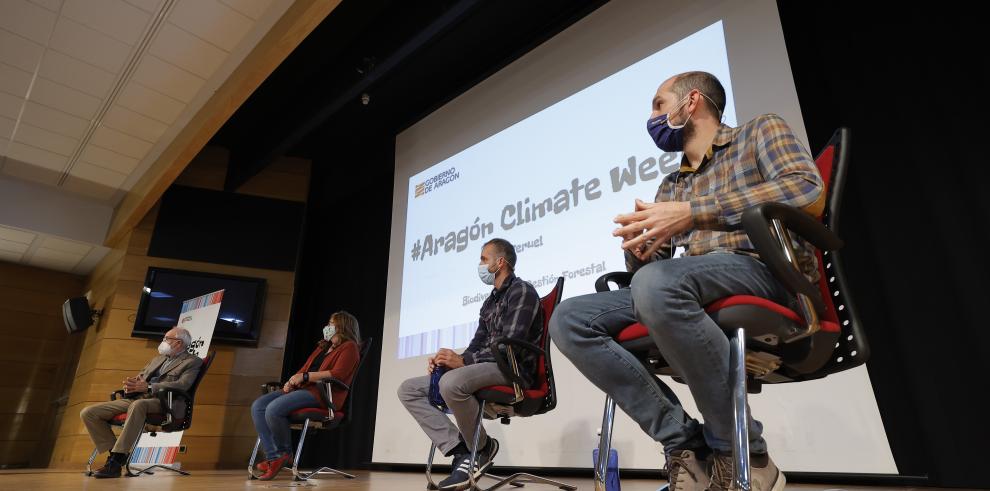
[132,267,267,345]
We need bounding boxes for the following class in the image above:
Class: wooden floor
[0,469,965,491]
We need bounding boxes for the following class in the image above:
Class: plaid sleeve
[691,114,823,229]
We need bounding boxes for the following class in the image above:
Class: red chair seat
[615,294,840,344]
[479,384,549,400]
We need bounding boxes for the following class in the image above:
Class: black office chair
[248,338,373,481]
[593,128,866,490]
[85,352,215,477]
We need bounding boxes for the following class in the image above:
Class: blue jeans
[550,254,793,454]
[251,389,319,457]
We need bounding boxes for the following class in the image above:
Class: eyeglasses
[163,336,181,342]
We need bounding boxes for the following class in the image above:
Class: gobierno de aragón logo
[414,167,460,198]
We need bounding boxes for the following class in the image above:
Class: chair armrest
[595,272,634,292]
[156,387,192,401]
[492,337,544,357]
[741,202,843,341]
[153,388,194,429]
[488,337,540,401]
[314,379,345,411]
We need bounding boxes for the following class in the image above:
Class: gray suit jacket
[137,350,203,397]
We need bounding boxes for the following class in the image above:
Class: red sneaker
[258,453,293,481]
[256,459,272,472]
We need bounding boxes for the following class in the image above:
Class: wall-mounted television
[132,267,267,345]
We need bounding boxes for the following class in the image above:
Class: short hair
[484,238,517,269]
[174,327,192,347]
[671,71,726,120]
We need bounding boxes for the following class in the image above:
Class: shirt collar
[677,123,738,174]
[492,273,517,296]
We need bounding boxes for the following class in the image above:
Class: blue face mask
[647,95,692,152]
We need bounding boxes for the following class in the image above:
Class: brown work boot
[665,449,709,491]
[707,451,785,491]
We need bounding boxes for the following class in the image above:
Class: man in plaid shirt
[551,71,822,491]
[399,238,543,490]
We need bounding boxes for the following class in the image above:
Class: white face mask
[323,323,337,341]
[478,258,503,285]
[158,340,174,356]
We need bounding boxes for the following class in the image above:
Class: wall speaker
[62,297,101,334]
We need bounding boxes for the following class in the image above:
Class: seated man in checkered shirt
[551,71,824,491]
[398,238,543,491]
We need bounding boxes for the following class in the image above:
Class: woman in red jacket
[251,311,361,480]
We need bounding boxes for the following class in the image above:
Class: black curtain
[282,134,394,470]
[779,2,990,487]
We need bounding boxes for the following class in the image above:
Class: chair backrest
[532,277,564,415]
[807,128,869,378]
[162,351,214,432]
[187,351,215,399]
[339,338,374,425]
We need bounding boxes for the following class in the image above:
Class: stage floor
[0,469,970,491]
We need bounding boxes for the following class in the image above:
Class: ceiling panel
[117,82,185,124]
[102,104,169,142]
[80,144,140,174]
[148,22,228,79]
[218,0,275,22]
[28,0,64,12]
[29,247,84,270]
[169,0,253,52]
[0,237,32,254]
[0,28,45,72]
[0,62,33,99]
[0,116,15,139]
[40,235,93,255]
[0,92,22,120]
[125,0,162,14]
[131,54,205,103]
[14,122,78,156]
[6,141,67,171]
[38,50,115,99]
[90,125,153,159]
[19,101,89,139]
[0,0,58,46]
[61,0,151,46]
[49,17,131,73]
[70,160,128,187]
[0,227,38,244]
[0,225,37,244]
[28,77,102,120]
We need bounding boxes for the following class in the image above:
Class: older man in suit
[80,326,203,478]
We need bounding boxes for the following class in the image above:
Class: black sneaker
[92,454,123,478]
[437,438,499,490]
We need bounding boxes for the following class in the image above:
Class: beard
[682,116,697,143]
